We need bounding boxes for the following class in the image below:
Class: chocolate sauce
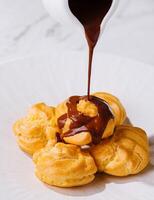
[58,114,67,129]
[56,132,63,143]
[58,96,114,144]
[68,0,113,98]
[57,1,114,144]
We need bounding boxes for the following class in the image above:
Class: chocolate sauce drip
[56,1,113,144]
[56,132,63,142]
[58,114,67,129]
[68,0,113,98]
[58,96,114,144]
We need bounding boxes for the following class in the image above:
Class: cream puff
[13,103,56,155]
[33,143,97,187]
[55,95,115,146]
[91,125,149,176]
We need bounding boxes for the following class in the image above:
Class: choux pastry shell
[33,143,97,187]
[13,103,55,155]
[91,125,149,176]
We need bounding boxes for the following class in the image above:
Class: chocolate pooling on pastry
[58,96,114,144]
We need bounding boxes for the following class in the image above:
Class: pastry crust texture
[33,143,97,187]
[91,125,149,176]
[13,103,56,155]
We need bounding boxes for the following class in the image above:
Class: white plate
[0,52,154,200]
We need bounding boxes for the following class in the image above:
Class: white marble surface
[0,0,154,65]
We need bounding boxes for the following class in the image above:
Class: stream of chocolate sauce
[68,0,113,98]
[57,1,113,144]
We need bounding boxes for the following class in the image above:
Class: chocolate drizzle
[57,96,114,144]
[58,114,67,129]
[56,132,63,143]
[56,1,114,144]
[68,0,113,98]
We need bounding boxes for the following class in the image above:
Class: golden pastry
[33,143,97,187]
[13,103,56,155]
[12,93,151,188]
[55,96,115,146]
[91,125,149,176]
[93,92,126,125]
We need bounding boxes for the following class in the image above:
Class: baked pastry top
[33,142,97,187]
[91,125,149,176]
[13,103,56,155]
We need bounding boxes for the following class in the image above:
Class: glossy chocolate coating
[58,96,114,144]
